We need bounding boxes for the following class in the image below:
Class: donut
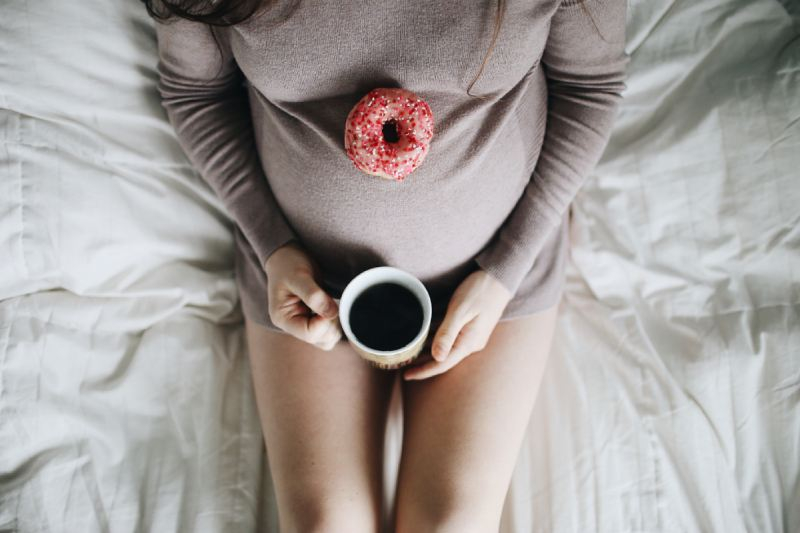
[344,87,434,182]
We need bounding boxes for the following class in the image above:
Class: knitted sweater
[154,0,627,305]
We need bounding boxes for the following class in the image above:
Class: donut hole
[382,119,400,143]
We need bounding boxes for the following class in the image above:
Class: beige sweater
[154,0,627,323]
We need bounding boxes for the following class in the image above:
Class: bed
[1,0,797,531]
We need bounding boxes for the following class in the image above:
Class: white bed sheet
[1,0,798,532]
[0,2,268,531]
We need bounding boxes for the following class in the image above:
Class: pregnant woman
[148,0,626,530]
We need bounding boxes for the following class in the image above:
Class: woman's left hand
[403,268,513,380]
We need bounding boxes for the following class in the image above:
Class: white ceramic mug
[336,266,432,370]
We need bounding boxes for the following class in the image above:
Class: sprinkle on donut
[343,87,434,182]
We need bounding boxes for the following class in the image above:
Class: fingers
[275,302,342,349]
[308,315,343,351]
[286,271,339,320]
[281,311,339,348]
[403,349,462,380]
[403,320,475,380]
[269,268,343,348]
[430,303,475,362]
[316,328,343,351]
[404,319,480,380]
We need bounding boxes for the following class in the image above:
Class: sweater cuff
[251,224,298,273]
[472,200,559,298]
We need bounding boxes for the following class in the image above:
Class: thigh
[244,317,397,532]
[394,304,560,531]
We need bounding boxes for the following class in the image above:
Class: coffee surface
[349,282,423,351]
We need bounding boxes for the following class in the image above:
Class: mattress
[1,0,798,531]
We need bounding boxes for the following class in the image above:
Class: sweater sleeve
[154,17,298,270]
[473,0,628,297]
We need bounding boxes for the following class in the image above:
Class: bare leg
[393,303,560,532]
[244,317,396,533]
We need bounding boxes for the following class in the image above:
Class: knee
[394,494,503,533]
[278,496,381,533]
[395,513,500,533]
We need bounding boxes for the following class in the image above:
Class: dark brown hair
[143,0,506,99]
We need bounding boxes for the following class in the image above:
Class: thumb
[431,306,469,361]
[287,271,339,320]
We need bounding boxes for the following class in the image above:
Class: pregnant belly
[258,97,537,290]
[267,149,532,292]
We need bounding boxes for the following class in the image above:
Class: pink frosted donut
[344,87,434,182]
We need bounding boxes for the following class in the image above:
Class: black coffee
[349,282,424,351]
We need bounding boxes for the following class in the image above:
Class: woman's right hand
[263,241,343,351]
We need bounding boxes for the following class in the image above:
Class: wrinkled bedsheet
[1,1,798,532]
